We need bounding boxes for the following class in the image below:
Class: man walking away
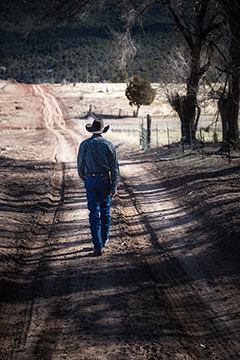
[77,116,120,256]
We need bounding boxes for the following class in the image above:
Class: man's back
[77,117,119,255]
[77,134,119,192]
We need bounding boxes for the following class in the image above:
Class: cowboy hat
[85,117,109,134]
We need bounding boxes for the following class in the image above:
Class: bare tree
[217,0,240,147]
[118,0,239,146]
[119,0,224,142]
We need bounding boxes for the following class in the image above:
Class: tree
[125,75,156,117]
[120,0,224,141]
[117,0,239,146]
[217,0,240,147]
[118,70,129,82]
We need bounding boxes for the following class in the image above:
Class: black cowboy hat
[85,117,109,134]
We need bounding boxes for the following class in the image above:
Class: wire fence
[111,120,223,146]
[110,116,240,163]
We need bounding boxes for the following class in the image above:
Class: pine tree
[125,75,156,117]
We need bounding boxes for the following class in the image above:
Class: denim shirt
[77,134,120,191]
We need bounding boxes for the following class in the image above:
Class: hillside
[0,3,180,84]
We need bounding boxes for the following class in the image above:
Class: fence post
[227,122,231,164]
[139,118,142,146]
[156,124,158,148]
[147,114,151,148]
[181,121,185,152]
[190,122,193,150]
[199,123,204,158]
[167,122,170,148]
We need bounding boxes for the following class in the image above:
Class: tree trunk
[167,26,203,142]
[180,95,198,142]
[168,91,201,143]
[218,3,240,149]
[219,71,240,149]
[135,105,140,117]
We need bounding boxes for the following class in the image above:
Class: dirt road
[0,82,240,359]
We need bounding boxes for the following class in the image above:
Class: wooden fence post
[147,114,151,148]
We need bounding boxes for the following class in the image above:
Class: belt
[86,173,108,177]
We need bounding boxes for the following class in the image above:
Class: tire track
[32,84,81,162]
[0,85,84,359]
[0,161,64,359]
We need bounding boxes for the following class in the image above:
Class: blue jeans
[85,174,111,251]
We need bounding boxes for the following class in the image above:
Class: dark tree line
[0,1,177,83]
